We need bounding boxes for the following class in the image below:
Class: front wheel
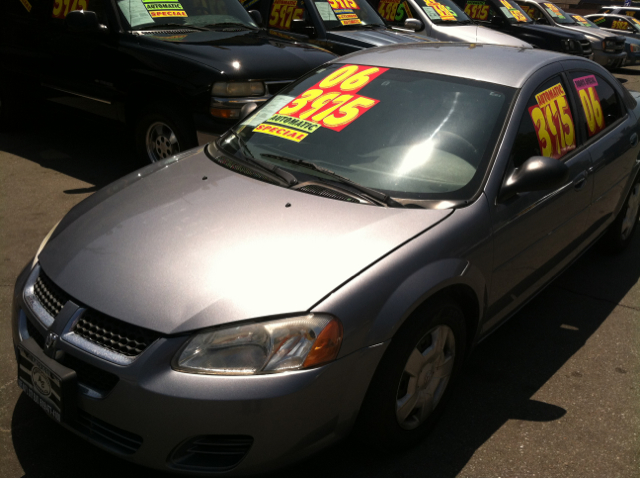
[356,298,467,450]
[134,104,197,164]
[601,171,640,253]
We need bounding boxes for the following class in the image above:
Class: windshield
[541,2,574,24]
[570,14,597,27]
[312,0,385,29]
[413,0,471,24]
[222,63,513,201]
[116,0,257,30]
[462,0,530,23]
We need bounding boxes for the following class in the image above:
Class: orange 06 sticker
[269,0,304,29]
[52,0,88,19]
[573,75,604,137]
[528,83,576,159]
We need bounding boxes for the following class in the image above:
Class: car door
[484,69,594,332]
[564,65,640,236]
[42,0,122,120]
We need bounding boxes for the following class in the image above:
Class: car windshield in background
[116,0,257,30]
[312,0,385,29]
[541,2,574,24]
[407,0,471,24]
[222,63,514,201]
[570,14,598,27]
[463,0,530,24]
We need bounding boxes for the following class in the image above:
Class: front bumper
[624,50,640,66]
[592,49,627,69]
[11,263,387,474]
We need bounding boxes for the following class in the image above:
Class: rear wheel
[601,171,640,253]
[134,104,197,164]
[356,298,467,450]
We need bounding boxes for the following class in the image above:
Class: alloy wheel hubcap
[395,324,455,430]
[146,121,180,163]
[621,182,640,240]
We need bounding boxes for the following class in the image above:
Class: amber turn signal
[302,318,343,368]
[210,108,240,119]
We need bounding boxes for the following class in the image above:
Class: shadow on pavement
[10,232,640,477]
[0,103,138,190]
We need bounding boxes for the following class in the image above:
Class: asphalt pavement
[1,67,639,477]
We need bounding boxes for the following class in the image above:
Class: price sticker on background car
[543,2,564,18]
[572,14,590,26]
[378,0,401,21]
[612,19,629,29]
[52,0,88,19]
[464,1,489,20]
[253,64,388,142]
[269,0,304,29]
[573,75,604,137]
[528,83,576,159]
[422,0,455,20]
[327,0,362,25]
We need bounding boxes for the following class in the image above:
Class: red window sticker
[573,75,604,137]
[527,83,576,159]
[254,64,388,142]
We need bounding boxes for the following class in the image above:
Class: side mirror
[490,15,505,26]
[404,18,425,32]
[65,10,107,34]
[239,102,258,121]
[248,10,263,27]
[499,156,570,201]
[290,18,315,37]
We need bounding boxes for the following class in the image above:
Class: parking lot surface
[1,67,639,477]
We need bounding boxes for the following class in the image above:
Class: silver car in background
[11,44,640,474]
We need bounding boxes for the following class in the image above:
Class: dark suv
[452,0,594,58]
[1,0,336,163]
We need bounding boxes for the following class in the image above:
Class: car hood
[434,24,532,47]
[560,24,619,40]
[326,28,428,49]
[514,22,588,40]
[39,147,451,335]
[137,30,336,80]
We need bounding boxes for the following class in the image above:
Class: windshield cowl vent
[134,29,199,35]
[213,156,278,185]
[295,184,365,204]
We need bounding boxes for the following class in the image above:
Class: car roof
[586,13,635,18]
[334,43,570,88]
[601,5,640,9]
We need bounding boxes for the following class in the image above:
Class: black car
[240,0,430,56]
[451,0,594,58]
[1,0,336,163]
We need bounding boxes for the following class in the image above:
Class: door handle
[574,172,588,191]
[631,132,638,147]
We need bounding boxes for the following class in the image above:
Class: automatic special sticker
[573,75,604,137]
[528,83,576,159]
[143,0,187,17]
[253,64,388,142]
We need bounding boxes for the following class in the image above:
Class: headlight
[211,81,265,97]
[631,43,640,52]
[31,220,60,269]
[603,39,616,52]
[562,39,580,52]
[174,314,343,375]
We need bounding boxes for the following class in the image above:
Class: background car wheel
[134,104,197,164]
[601,171,640,253]
[356,297,467,451]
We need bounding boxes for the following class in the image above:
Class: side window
[267,0,308,30]
[569,71,624,138]
[375,0,413,26]
[510,76,577,167]
[611,16,630,30]
[591,16,611,27]
[516,2,544,22]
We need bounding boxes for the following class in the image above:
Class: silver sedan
[11,43,640,474]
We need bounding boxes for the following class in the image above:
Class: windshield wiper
[201,22,258,30]
[220,135,298,186]
[137,23,209,31]
[261,153,402,207]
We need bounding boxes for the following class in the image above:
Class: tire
[601,171,640,254]
[356,297,467,451]
[134,104,197,164]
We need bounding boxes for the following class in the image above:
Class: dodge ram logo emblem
[43,332,59,358]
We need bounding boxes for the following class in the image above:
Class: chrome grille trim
[23,265,55,328]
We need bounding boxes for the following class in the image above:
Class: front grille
[615,40,625,53]
[74,410,143,455]
[170,435,254,472]
[297,184,360,203]
[266,81,292,96]
[213,156,277,185]
[580,40,593,57]
[73,309,160,357]
[33,271,70,318]
[26,319,46,350]
[59,353,119,394]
